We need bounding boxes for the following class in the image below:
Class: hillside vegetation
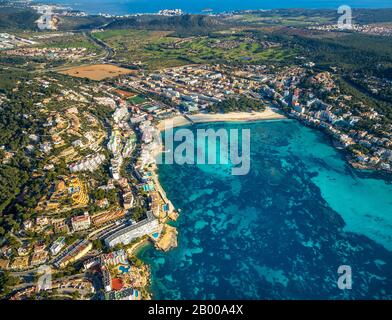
[0,6,39,30]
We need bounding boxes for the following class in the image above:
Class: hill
[0,6,39,30]
[104,14,225,35]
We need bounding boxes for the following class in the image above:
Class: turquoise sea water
[138,120,392,299]
[38,0,392,15]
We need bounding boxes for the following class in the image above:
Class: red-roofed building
[112,278,123,291]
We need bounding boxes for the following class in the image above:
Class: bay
[138,120,392,299]
[37,0,392,15]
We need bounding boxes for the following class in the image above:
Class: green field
[94,29,295,69]
[236,14,334,27]
[0,33,104,71]
[128,95,148,105]
[35,34,102,52]
[179,37,294,63]
[94,29,189,69]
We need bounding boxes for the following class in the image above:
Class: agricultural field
[58,64,136,80]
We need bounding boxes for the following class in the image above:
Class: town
[2,56,391,298]
[0,0,392,301]
[309,23,392,37]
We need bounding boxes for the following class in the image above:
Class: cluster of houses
[107,100,138,181]
[97,108,161,248]
[157,9,184,16]
[136,120,160,168]
[69,153,106,173]
[0,77,167,299]
[0,207,97,271]
[83,249,142,300]
[4,47,94,60]
[0,33,36,50]
[259,66,392,172]
[9,275,94,300]
[53,239,92,269]
[309,23,392,37]
[0,235,65,271]
[126,65,263,112]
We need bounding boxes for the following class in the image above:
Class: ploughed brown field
[58,64,135,80]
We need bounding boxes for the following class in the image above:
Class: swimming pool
[152,232,160,239]
[118,265,130,274]
[143,184,155,192]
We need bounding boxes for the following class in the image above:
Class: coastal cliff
[155,224,178,252]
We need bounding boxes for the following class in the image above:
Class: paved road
[10,271,87,292]
[85,32,114,60]
[10,267,43,277]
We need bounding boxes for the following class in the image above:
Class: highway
[85,32,115,61]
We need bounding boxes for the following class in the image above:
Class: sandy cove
[152,107,287,221]
[156,107,286,131]
[147,107,286,253]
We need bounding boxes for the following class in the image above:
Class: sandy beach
[150,107,287,255]
[156,115,192,131]
[157,107,286,131]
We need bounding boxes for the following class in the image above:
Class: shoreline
[141,108,286,298]
[127,237,151,256]
[151,107,287,232]
[152,108,287,223]
[156,108,287,131]
[37,2,392,17]
[140,109,391,299]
